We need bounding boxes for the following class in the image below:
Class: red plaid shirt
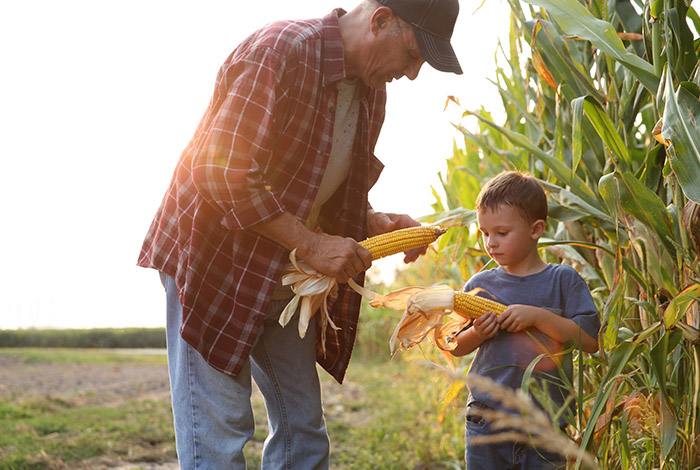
[138,10,386,383]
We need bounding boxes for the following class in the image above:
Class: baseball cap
[378,0,463,75]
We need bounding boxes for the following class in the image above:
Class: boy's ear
[531,219,546,239]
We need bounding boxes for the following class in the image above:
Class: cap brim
[413,27,463,75]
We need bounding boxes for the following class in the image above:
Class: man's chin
[368,79,388,90]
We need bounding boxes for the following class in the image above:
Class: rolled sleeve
[220,187,285,230]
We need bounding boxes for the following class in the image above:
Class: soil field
[0,350,369,470]
[0,351,176,470]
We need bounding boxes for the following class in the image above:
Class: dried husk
[280,249,339,354]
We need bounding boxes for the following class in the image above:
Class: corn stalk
[422,0,700,468]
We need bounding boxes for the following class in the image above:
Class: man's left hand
[367,211,427,263]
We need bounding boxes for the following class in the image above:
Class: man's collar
[321,9,348,87]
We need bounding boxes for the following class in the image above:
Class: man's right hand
[251,212,372,283]
[296,232,372,283]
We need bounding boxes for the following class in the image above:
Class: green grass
[0,347,167,366]
[328,356,465,470]
[0,348,467,470]
[0,398,175,470]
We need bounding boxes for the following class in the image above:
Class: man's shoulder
[243,15,328,59]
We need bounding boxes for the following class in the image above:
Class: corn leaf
[571,95,584,180]
[462,111,600,208]
[661,71,700,204]
[649,330,682,458]
[524,0,659,93]
[525,19,604,103]
[575,96,631,168]
[663,283,700,329]
[577,341,645,460]
[616,171,676,256]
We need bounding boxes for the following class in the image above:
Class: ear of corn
[453,292,507,319]
[359,225,446,260]
[281,225,446,346]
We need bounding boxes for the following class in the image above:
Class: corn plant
[422,0,700,468]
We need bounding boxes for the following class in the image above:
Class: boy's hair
[475,171,547,223]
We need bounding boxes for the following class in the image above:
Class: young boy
[450,171,600,469]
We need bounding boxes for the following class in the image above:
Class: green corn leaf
[571,96,584,180]
[663,283,700,329]
[525,0,659,94]
[578,341,645,459]
[462,111,600,208]
[649,330,682,458]
[661,71,700,204]
[575,96,631,168]
[616,171,676,256]
[598,172,618,218]
[525,19,604,103]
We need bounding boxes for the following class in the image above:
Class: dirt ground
[0,351,365,470]
[0,352,176,469]
[0,355,172,407]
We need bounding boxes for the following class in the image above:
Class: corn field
[418,0,700,468]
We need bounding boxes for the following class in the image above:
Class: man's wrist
[294,230,320,260]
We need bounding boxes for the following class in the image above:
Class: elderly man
[137,0,462,468]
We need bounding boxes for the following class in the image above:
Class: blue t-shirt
[464,264,600,423]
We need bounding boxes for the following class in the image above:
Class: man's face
[360,15,425,89]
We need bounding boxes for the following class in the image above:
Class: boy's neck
[500,254,547,277]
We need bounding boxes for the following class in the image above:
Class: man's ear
[369,6,396,35]
[531,219,546,239]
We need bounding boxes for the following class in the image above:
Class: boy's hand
[497,305,542,333]
[473,311,499,339]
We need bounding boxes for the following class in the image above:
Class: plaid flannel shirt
[137,9,386,383]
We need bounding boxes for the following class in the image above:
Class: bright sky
[0,0,510,330]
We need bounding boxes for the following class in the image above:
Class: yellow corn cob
[453,292,507,319]
[359,226,446,260]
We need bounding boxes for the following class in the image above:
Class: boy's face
[477,204,545,273]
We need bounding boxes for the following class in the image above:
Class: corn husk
[366,284,469,353]
[279,226,446,352]
[279,249,338,353]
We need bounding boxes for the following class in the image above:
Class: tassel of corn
[360,225,446,260]
[453,292,507,319]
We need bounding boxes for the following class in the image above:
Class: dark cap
[378,0,462,75]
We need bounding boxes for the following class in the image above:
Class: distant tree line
[0,328,166,349]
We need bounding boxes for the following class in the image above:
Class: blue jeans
[163,274,329,470]
[465,402,566,470]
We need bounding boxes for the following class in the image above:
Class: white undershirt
[271,78,361,299]
[305,78,360,228]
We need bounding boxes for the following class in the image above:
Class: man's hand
[251,212,372,283]
[367,211,427,263]
[296,231,372,283]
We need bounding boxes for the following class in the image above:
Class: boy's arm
[450,311,499,357]
[498,305,599,353]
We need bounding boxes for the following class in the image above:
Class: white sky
[0,0,510,330]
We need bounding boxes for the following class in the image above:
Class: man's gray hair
[361,0,382,10]
[361,0,410,34]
